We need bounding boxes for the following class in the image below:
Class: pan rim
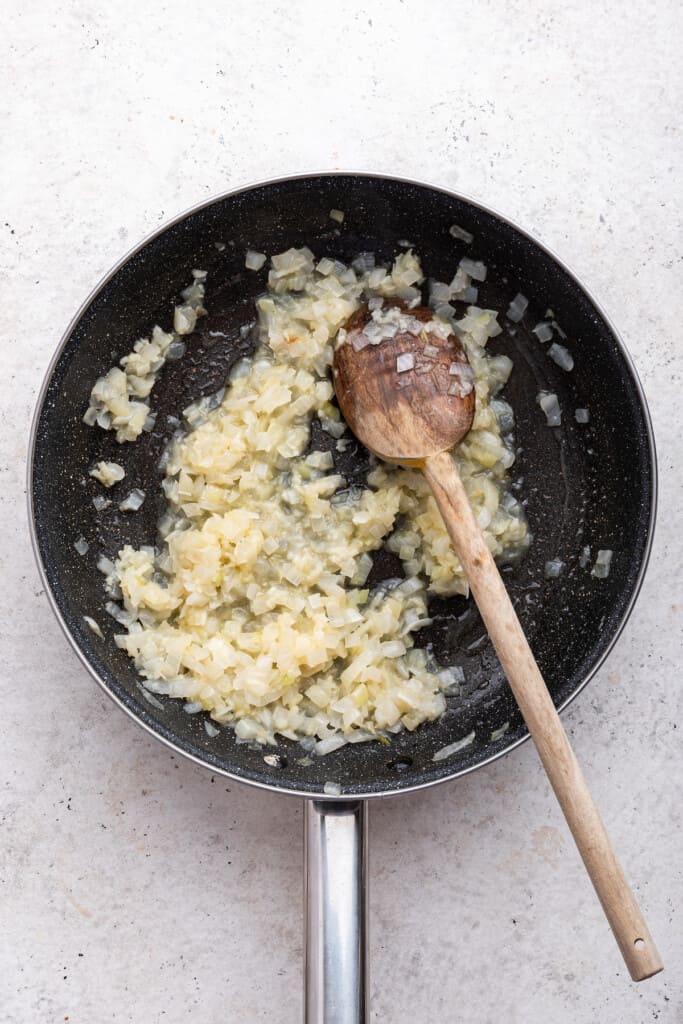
[27,170,658,801]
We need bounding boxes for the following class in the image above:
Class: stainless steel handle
[304,799,368,1023]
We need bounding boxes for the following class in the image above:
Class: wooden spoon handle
[423,449,662,981]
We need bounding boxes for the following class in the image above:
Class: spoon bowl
[333,302,475,463]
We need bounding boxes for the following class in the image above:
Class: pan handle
[304,799,368,1023]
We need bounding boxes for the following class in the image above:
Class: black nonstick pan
[29,173,657,1021]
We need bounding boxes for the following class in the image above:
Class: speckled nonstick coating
[29,173,656,798]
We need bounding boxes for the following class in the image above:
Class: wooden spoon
[333,301,662,982]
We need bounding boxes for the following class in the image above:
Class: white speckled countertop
[2,2,682,1021]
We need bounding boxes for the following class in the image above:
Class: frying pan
[29,173,657,1021]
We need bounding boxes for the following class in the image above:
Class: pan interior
[31,175,654,796]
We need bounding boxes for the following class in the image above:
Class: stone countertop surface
[2,2,681,1021]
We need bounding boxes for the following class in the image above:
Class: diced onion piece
[532,322,554,343]
[449,224,474,244]
[137,684,165,711]
[396,353,415,373]
[204,720,220,738]
[575,408,590,423]
[579,545,591,568]
[351,333,371,352]
[433,730,475,761]
[92,495,111,511]
[544,559,565,578]
[429,281,451,305]
[183,701,203,714]
[423,344,439,357]
[245,250,267,271]
[329,208,344,223]
[490,722,510,742]
[119,488,146,512]
[537,391,562,426]
[83,615,103,638]
[591,549,613,579]
[74,536,89,555]
[89,461,125,487]
[548,342,574,371]
[174,304,198,335]
[323,781,342,796]
[459,257,487,282]
[316,735,347,756]
[166,340,186,360]
[506,293,528,323]
[97,554,115,575]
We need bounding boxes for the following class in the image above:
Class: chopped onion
[459,257,487,282]
[432,730,475,761]
[579,545,591,569]
[532,322,553,343]
[352,252,375,273]
[183,701,203,714]
[245,250,267,271]
[449,224,474,244]
[92,495,111,512]
[544,559,565,578]
[97,554,115,575]
[316,735,346,756]
[429,281,451,306]
[537,391,561,426]
[264,753,283,768]
[396,353,415,373]
[204,720,220,738]
[166,340,186,360]
[490,398,514,433]
[551,320,567,339]
[119,488,146,512]
[83,615,103,638]
[105,600,134,626]
[174,304,198,335]
[105,244,531,756]
[490,722,510,742]
[316,256,335,276]
[434,302,456,321]
[448,379,473,397]
[74,536,89,556]
[437,665,465,694]
[575,408,590,424]
[323,781,342,796]
[329,209,344,223]
[137,684,165,711]
[548,342,574,371]
[506,293,528,323]
[89,461,125,487]
[591,549,613,579]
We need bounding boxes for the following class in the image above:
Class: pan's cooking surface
[30,174,655,796]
